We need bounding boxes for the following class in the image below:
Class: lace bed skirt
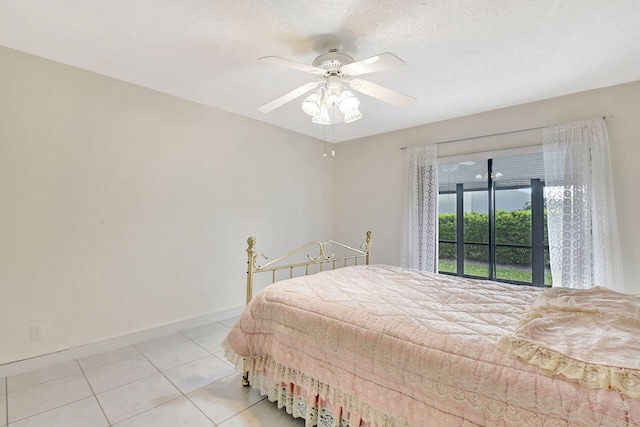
[224,340,405,427]
[259,374,353,427]
[248,363,406,427]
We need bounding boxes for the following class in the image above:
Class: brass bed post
[246,237,256,305]
[242,237,257,387]
[365,230,372,265]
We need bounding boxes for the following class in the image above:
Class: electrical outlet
[31,323,43,340]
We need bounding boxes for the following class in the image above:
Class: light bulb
[331,149,335,157]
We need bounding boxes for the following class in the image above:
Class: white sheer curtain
[402,144,438,271]
[543,117,624,291]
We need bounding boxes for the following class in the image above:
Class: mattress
[224,265,639,426]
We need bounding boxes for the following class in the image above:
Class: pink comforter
[224,265,639,426]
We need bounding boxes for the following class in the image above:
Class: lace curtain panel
[402,144,438,271]
[542,117,624,291]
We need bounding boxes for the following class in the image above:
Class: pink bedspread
[224,265,639,426]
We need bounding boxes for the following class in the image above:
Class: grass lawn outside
[438,259,552,285]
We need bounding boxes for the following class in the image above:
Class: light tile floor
[1,317,305,426]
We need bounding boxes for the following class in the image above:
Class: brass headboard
[245,231,372,305]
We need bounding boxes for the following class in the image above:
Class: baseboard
[0,305,244,378]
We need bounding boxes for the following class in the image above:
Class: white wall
[0,46,333,364]
[333,81,640,294]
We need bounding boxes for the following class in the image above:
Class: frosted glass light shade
[301,93,322,116]
[338,90,360,114]
[343,108,363,123]
[312,107,331,125]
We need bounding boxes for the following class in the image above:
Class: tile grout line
[186,335,219,358]
[188,340,242,375]
[134,346,220,427]
[183,329,245,380]
[176,373,239,427]
[181,330,268,426]
[4,371,101,425]
[83,351,183,395]
[136,335,190,353]
[181,325,232,359]
[179,331,249,391]
[217,398,271,426]
[79,348,141,372]
[9,352,145,394]
[85,370,159,396]
[138,347,212,374]
[129,327,230,375]
[6,369,83,395]
[106,395,186,426]
[185,369,238,397]
[136,333,216,365]
[76,359,112,427]
[179,324,231,342]
[210,351,240,371]
[6,389,97,425]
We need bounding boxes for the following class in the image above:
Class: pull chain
[331,107,336,157]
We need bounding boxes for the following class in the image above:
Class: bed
[223,232,640,426]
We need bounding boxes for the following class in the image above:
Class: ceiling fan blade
[257,81,322,113]
[348,78,416,108]
[258,56,325,76]
[341,53,406,76]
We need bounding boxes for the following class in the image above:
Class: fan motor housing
[312,52,354,74]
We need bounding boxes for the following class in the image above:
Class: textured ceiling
[1,0,639,142]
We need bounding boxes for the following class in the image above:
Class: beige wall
[0,46,333,364]
[333,81,640,294]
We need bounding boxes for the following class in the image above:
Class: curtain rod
[399,116,607,150]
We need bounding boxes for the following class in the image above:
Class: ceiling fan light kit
[257,43,416,125]
[302,87,362,124]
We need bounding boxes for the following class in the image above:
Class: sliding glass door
[438,152,551,286]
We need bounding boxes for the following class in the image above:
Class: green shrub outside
[439,210,548,266]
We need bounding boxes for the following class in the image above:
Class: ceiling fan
[257,42,416,124]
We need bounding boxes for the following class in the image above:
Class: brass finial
[366,230,372,242]
[247,236,256,250]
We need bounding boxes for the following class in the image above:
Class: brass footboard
[241,231,372,386]
[245,231,372,305]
